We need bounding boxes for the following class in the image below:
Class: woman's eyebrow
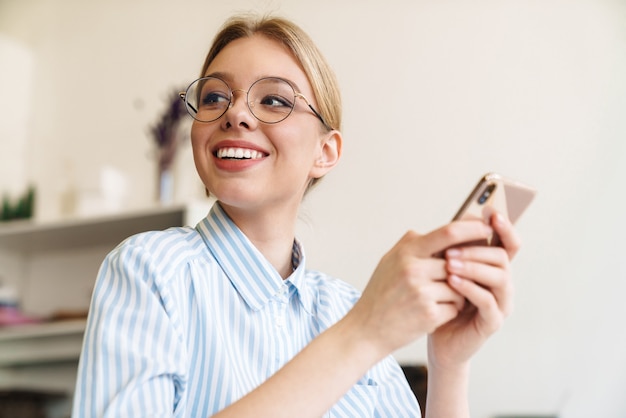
[204,71,232,81]
[203,72,304,92]
[286,79,303,93]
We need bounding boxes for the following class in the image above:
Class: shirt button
[276,285,288,300]
[275,315,286,328]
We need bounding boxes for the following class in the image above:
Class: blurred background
[1,0,625,417]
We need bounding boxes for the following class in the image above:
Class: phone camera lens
[477,184,496,205]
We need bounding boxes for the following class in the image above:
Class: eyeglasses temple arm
[179,92,198,114]
[308,105,332,131]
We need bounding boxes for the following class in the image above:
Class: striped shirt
[72,203,420,417]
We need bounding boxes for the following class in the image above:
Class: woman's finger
[448,275,506,335]
[491,212,521,260]
[448,266,513,316]
[445,241,514,311]
[445,245,508,268]
[404,221,494,258]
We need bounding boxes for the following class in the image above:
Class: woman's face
[191,34,340,214]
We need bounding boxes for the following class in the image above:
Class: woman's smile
[216,147,266,160]
[211,140,269,172]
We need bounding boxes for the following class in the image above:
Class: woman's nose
[222,89,256,129]
[230,89,248,106]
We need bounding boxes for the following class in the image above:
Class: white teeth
[217,147,264,159]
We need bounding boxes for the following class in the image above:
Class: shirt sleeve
[72,240,187,418]
[372,356,422,418]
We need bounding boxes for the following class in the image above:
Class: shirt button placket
[273,285,289,370]
[274,285,288,329]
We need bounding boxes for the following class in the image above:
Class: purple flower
[150,89,188,171]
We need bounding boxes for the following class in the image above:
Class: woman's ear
[311,130,342,179]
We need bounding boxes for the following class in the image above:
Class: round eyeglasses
[179,76,331,130]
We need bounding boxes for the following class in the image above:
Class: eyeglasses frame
[178,76,332,131]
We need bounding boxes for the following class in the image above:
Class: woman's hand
[427,212,520,371]
[347,218,497,359]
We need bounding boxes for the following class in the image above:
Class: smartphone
[452,172,536,247]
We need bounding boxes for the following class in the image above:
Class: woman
[73,14,518,418]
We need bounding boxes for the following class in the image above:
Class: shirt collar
[196,202,312,313]
[287,238,314,316]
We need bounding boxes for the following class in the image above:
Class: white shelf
[0,203,210,369]
[0,204,188,253]
[0,319,86,342]
[0,319,87,367]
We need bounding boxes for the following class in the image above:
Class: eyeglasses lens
[248,78,295,124]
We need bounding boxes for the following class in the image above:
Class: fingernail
[448,258,463,270]
[449,275,462,286]
[446,248,462,258]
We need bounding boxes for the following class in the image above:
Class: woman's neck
[219,201,299,279]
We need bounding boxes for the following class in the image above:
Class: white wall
[2,0,625,417]
[0,34,32,197]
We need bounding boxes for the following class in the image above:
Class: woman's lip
[211,139,269,172]
[212,153,266,171]
[211,140,269,157]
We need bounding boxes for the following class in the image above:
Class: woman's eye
[260,94,292,108]
[201,92,229,107]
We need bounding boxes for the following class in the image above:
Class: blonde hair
[199,14,342,132]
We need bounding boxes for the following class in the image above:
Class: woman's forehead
[205,35,311,92]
